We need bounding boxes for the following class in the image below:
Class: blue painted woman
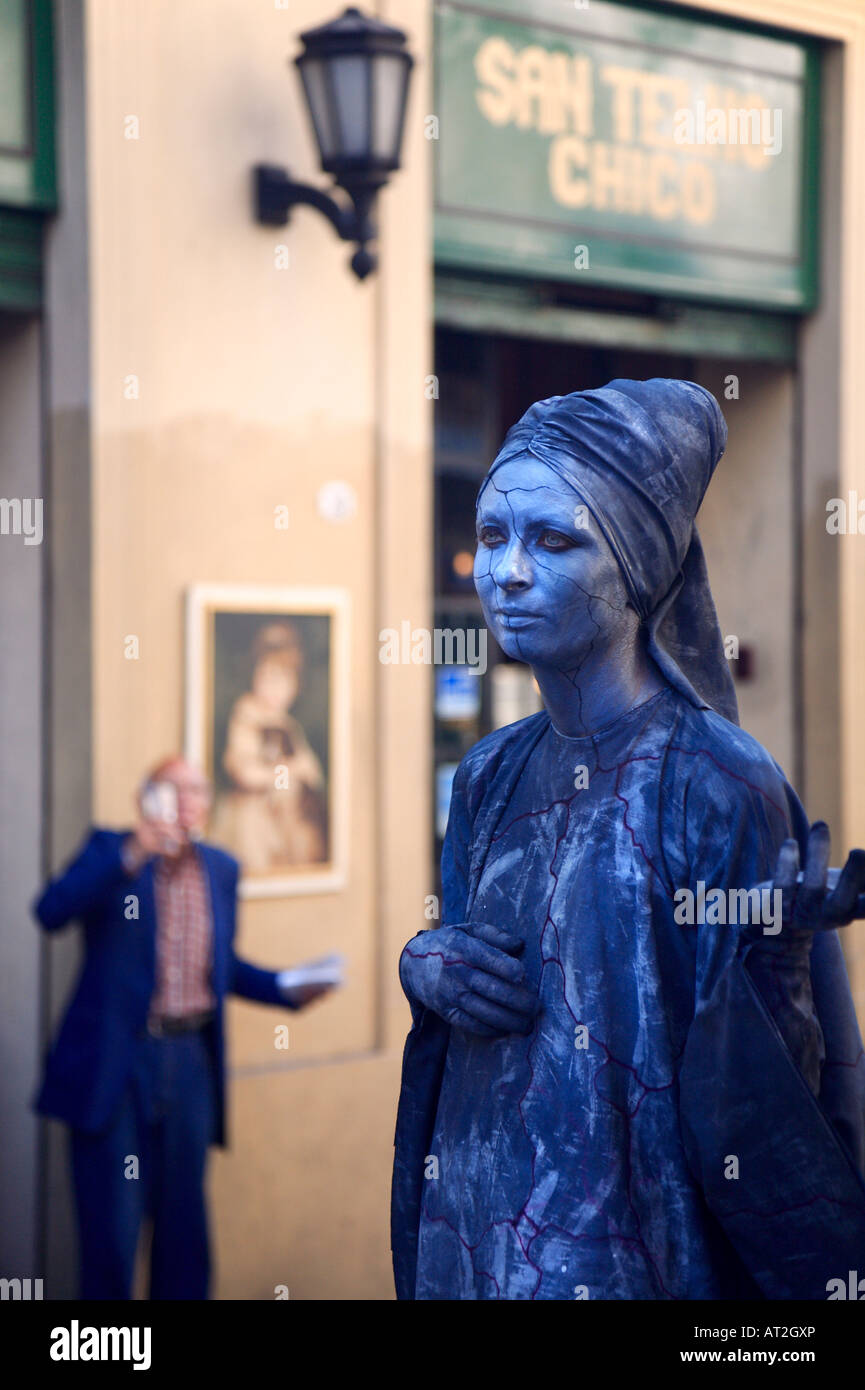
[391,378,865,1300]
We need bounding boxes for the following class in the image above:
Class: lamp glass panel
[299,58,338,161]
[371,52,409,164]
[330,53,371,159]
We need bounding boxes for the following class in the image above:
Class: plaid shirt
[148,847,216,1021]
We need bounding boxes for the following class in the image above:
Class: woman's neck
[532,638,667,738]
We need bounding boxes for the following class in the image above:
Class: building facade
[2,0,865,1299]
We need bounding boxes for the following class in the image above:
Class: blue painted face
[474,457,636,672]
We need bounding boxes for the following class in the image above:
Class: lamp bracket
[253,163,378,279]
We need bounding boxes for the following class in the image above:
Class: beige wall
[683,0,865,1021]
[695,363,796,777]
[79,0,865,1299]
[85,0,431,1297]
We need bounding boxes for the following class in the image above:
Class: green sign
[0,0,55,211]
[0,0,55,310]
[434,0,818,310]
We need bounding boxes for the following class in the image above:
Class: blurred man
[32,756,333,1300]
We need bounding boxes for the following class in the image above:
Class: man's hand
[282,981,335,1008]
[399,923,541,1037]
[744,821,865,944]
[122,821,187,875]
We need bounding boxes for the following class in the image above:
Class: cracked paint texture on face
[477,377,738,723]
[474,460,634,677]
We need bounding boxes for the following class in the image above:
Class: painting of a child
[210,619,328,874]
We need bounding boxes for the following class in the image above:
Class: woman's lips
[496,610,542,627]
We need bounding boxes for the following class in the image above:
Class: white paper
[276,953,346,991]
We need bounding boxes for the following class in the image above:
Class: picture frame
[185,584,350,898]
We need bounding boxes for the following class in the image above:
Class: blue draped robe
[391,687,865,1299]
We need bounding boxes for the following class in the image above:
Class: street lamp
[253,5,415,280]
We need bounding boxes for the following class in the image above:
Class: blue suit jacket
[32,828,294,1146]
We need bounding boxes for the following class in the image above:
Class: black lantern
[253,6,415,280]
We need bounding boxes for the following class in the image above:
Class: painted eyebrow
[475,511,582,532]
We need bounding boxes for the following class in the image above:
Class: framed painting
[185,584,350,897]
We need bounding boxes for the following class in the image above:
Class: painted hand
[743,821,865,946]
[399,923,541,1036]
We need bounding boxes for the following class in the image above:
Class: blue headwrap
[482,377,738,725]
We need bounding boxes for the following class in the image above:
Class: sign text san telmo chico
[434,0,817,308]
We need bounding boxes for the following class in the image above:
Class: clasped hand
[399,923,542,1037]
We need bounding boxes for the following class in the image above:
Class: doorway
[432,326,797,879]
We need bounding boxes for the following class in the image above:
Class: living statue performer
[391,378,865,1301]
